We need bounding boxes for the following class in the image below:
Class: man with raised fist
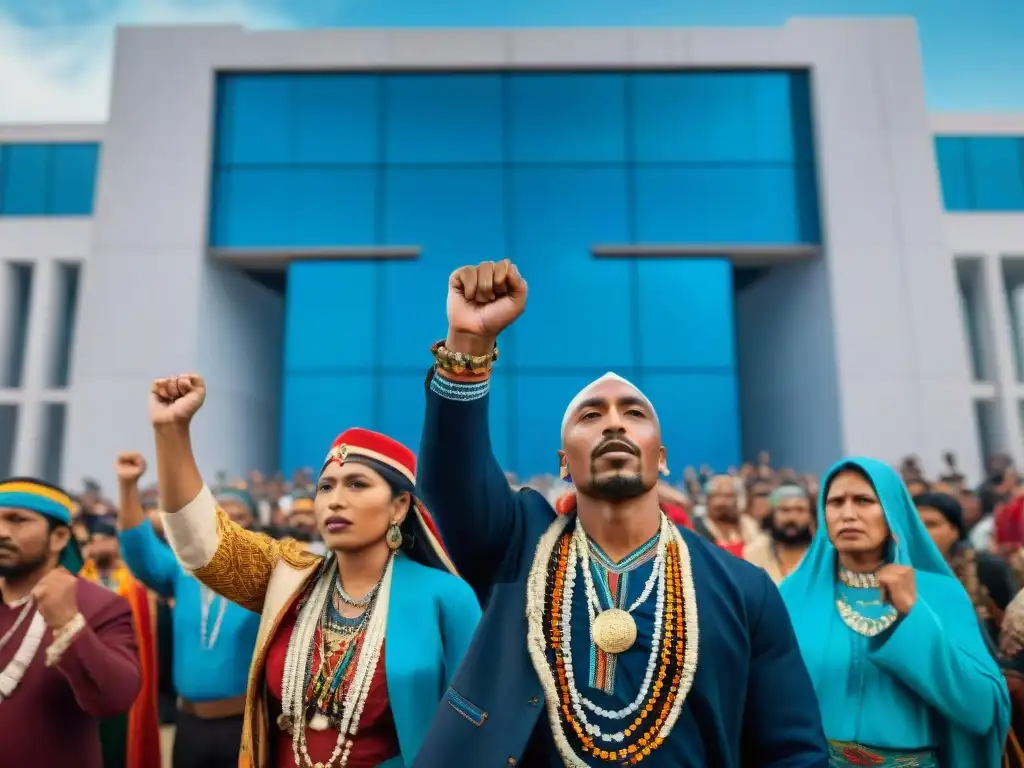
[414,260,828,766]
[0,476,141,768]
[115,451,259,768]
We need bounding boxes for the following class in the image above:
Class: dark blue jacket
[413,372,828,767]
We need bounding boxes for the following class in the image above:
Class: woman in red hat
[147,373,481,768]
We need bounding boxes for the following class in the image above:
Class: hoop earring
[386,523,403,551]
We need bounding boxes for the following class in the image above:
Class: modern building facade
[0,18,1022,488]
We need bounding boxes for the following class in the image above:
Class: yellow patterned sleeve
[191,509,283,613]
[161,484,322,613]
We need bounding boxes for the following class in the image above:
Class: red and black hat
[322,428,456,576]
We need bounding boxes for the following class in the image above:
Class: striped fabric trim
[430,373,490,402]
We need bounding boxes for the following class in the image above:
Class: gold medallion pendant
[592,608,637,655]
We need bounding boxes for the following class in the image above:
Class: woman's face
[315,461,408,553]
[824,470,890,558]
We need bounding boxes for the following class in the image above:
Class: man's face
[88,533,119,568]
[288,511,318,541]
[770,496,814,545]
[0,507,65,580]
[706,476,739,521]
[221,500,254,529]
[918,505,959,555]
[559,379,663,502]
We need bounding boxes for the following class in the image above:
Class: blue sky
[0,0,1020,122]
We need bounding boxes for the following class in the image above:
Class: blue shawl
[781,457,1009,766]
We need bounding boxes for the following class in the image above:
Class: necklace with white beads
[0,600,46,702]
[199,585,227,650]
[279,555,393,768]
[561,517,668,741]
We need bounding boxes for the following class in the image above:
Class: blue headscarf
[781,457,1008,765]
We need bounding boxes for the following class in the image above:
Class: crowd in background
[53,446,1024,766]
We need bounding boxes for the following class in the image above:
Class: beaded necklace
[0,599,46,703]
[199,585,228,650]
[584,533,660,695]
[278,555,392,768]
[526,514,700,767]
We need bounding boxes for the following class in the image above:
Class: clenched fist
[446,260,527,353]
[31,567,80,630]
[115,452,147,484]
[150,374,206,427]
[877,564,917,615]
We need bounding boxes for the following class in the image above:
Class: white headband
[560,372,659,435]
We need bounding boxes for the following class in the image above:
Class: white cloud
[0,0,298,124]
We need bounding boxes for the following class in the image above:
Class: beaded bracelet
[430,339,498,376]
[45,612,86,667]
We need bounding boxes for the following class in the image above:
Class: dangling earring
[659,464,670,477]
[559,463,569,480]
[386,523,403,551]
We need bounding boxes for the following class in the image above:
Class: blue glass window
[507,74,627,163]
[634,166,812,244]
[935,137,972,211]
[507,167,632,369]
[379,167,505,367]
[215,75,292,166]
[635,259,735,370]
[384,74,503,164]
[293,75,380,165]
[0,144,49,215]
[284,261,379,372]
[967,137,1024,211]
[280,373,374,473]
[639,372,740,470]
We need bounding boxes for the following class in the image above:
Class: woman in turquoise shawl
[781,457,1009,767]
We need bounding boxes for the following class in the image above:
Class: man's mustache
[592,437,640,459]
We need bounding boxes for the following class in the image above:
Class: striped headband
[0,479,75,526]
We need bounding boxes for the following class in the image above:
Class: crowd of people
[2,259,1024,767]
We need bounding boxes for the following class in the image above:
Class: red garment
[265,605,400,768]
[996,497,1024,549]
[661,504,692,529]
[718,540,746,559]
[0,579,141,768]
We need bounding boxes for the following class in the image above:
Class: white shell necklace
[199,585,227,650]
[0,599,47,702]
[279,555,392,768]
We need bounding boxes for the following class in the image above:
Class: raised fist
[115,451,147,483]
[150,374,206,427]
[31,567,79,630]
[447,260,527,346]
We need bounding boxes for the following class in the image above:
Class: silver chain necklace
[335,578,380,608]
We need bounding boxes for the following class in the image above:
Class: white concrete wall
[0,123,102,481]
[52,19,1015,485]
[934,112,1024,474]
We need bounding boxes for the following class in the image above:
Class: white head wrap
[560,372,659,436]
